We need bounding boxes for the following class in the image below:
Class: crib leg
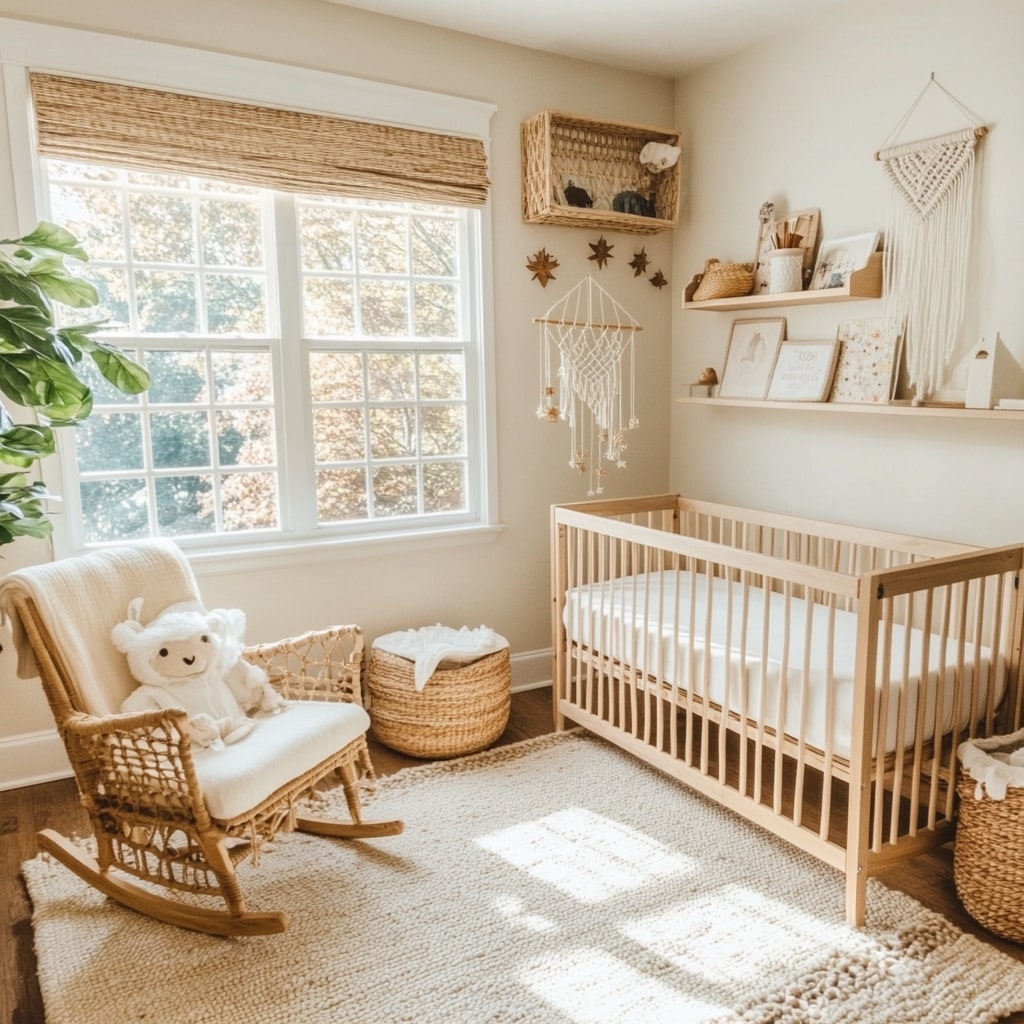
[845,864,867,926]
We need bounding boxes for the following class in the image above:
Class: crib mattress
[563,570,1005,759]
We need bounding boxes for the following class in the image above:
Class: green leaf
[91,345,151,395]
[0,468,56,540]
[0,353,92,423]
[24,256,99,309]
[0,423,55,468]
[0,268,50,313]
[0,515,54,541]
[2,222,89,262]
[0,303,51,348]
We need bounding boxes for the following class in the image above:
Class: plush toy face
[112,606,232,691]
[149,632,215,681]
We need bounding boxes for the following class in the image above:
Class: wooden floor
[3,685,1023,1023]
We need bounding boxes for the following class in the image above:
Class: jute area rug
[23,730,1024,1024]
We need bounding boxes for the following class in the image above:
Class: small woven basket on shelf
[367,647,511,759]
[954,730,1024,942]
[691,258,754,301]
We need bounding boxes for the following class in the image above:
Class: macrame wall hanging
[876,74,989,399]
[535,275,641,495]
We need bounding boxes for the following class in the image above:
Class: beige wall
[0,0,676,785]
[7,0,1021,789]
[671,0,1024,545]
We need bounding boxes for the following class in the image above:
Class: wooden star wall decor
[587,236,614,269]
[628,248,650,277]
[649,270,668,289]
[526,247,559,287]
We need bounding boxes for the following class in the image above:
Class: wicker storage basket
[690,258,754,301]
[368,646,511,759]
[954,730,1024,941]
[521,109,680,234]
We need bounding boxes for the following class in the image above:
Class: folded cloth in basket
[373,625,509,692]
[959,728,1024,801]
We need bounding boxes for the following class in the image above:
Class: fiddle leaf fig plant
[0,221,150,544]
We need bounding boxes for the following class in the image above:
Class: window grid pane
[46,159,480,547]
[300,197,471,527]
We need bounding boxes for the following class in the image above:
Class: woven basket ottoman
[367,645,511,759]
[955,729,1024,942]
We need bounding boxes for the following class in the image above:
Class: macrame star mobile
[526,247,559,287]
[649,270,668,289]
[535,275,641,495]
[629,248,650,277]
[587,236,614,269]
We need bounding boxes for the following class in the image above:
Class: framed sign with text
[766,340,840,402]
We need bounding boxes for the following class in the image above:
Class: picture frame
[808,232,880,290]
[766,339,840,402]
[718,317,787,399]
[828,319,903,404]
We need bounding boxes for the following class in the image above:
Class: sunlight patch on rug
[523,947,726,1022]
[624,884,857,984]
[22,730,1024,1024]
[476,806,695,903]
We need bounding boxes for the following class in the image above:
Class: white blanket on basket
[564,570,1005,760]
[374,625,508,691]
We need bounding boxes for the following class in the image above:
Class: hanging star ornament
[629,248,650,277]
[649,269,668,289]
[526,247,559,287]
[587,236,614,269]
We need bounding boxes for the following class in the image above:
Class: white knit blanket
[373,624,508,690]
[959,727,1024,801]
[0,540,200,715]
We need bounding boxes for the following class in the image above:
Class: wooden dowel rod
[533,317,642,330]
[874,124,989,160]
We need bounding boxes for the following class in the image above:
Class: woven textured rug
[23,730,1024,1024]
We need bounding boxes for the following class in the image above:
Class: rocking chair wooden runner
[0,540,402,937]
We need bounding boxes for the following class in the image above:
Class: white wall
[671,0,1024,546]
[0,0,676,786]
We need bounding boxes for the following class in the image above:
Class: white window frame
[0,18,499,569]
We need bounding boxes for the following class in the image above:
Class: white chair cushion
[192,700,370,821]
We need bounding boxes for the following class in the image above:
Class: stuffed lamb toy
[113,599,284,750]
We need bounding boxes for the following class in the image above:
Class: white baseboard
[0,729,72,792]
[509,647,552,693]
[0,647,555,791]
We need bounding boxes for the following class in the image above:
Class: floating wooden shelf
[521,109,680,235]
[675,395,1024,421]
[683,252,883,310]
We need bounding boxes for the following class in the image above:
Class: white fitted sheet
[563,570,1005,759]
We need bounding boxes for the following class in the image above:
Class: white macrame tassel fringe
[880,128,977,399]
[535,276,640,496]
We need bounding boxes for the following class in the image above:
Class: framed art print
[828,318,903,404]
[717,318,786,399]
[809,232,880,290]
[766,339,840,401]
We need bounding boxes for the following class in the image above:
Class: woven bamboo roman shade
[29,73,489,206]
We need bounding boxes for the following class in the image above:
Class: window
[43,158,486,551]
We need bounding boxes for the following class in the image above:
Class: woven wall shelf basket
[521,109,681,234]
[690,258,754,301]
[954,731,1024,942]
[367,647,511,759]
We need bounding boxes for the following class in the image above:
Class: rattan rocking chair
[0,539,402,937]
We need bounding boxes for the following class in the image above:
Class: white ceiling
[325,0,852,77]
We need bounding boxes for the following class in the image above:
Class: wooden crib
[551,494,1024,925]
